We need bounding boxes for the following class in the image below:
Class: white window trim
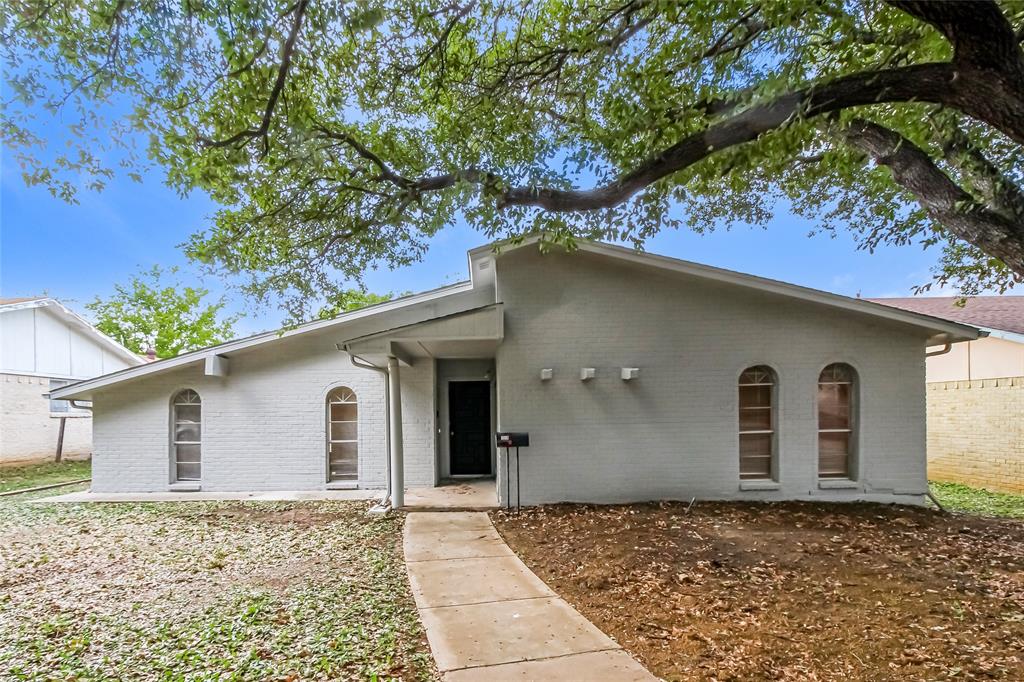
[171,390,202,483]
[327,387,359,484]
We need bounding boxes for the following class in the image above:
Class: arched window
[172,389,202,482]
[738,366,776,480]
[327,387,358,482]
[818,364,856,479]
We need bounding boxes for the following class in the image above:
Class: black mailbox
[496,432,530,448]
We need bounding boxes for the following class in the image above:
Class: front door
[448,381,492,476]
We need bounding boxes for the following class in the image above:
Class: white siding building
[0,298,143,463]
[51,241,980,506]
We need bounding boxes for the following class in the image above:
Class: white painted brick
[493,248,928,506]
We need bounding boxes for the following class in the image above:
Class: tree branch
[495,62,958,211]
[198,0,309,155]
[842,118,1024,273]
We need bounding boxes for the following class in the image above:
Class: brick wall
[926,377,1024,493]
[495,247,931,506]
[1,373,92,463]
[90,334,436,492]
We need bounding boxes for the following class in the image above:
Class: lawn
[0,499,435,681]
[930,481,1024,518]
[0,460,91,494]
[493,501,1024,681]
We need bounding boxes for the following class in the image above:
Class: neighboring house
[51,240,979,506]
[0,297,143,463]
[870,296,1024,493]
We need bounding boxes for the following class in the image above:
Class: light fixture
[621,367,640,380]
[540,368,553,381]
[580,367,596,381]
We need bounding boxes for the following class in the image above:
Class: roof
[472,238,981,345]
[51,239,981,400]
[869,296,1024,336]
[0,297,145,367]
[0,296,47,305]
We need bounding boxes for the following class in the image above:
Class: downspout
[926,342,953,357]
[343,346,392,513]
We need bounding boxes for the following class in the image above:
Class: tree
[317,289,398,319]
[4,1,1023,320]
[87,266,240,358]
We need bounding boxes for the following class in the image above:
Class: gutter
[341,345,392,514]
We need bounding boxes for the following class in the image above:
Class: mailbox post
[495,432,529,511]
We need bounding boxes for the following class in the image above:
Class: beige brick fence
[927,377,1024,493]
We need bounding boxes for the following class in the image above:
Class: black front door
[448,381,492,475]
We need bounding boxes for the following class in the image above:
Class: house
[870,296,1024,493]
[49,240,980,506]
[0,297,144,463]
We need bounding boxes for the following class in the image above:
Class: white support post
[387,355,404,509]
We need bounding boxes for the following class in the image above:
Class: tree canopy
[318,288,398,319]
[4,0,1023,320]
[87,266,240,358]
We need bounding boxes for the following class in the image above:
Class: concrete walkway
[404,512,657,681]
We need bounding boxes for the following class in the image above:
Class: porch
[404,478,499,511]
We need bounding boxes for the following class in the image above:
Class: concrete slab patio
[404,511,657,681]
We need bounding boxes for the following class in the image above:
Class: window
[818,364,856,479]
[172,389,202,481]
[49,379,70,413]
[738,366,776,480]
[327,387,358,482]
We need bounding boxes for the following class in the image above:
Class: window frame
[170,389,202,483]
[816,363,858,480]
[737,365,778,481]
[326,386,359,483]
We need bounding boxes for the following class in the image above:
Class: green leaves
[3,0,1023,316]
[86,266,241,358]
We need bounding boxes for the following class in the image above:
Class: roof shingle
[868,296,1024,335]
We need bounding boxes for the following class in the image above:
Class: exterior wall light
[580,367,596,381]
[540,368,553,381]
[621,367,640,380]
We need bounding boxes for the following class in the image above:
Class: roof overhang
[49,281,478,401]
[342,304,504,365]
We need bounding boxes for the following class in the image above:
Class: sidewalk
[403,511,657,681]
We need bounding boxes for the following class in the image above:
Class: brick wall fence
[927,376,1024,493]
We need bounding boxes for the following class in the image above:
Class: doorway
[448,380,492,476]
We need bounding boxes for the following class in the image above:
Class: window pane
[330,422,357,441]
[330,403,357,421]
[176,462,201,481]
[175,444,201,464]
[176,404,201,423]
[818,384,850,430]
[739,385,771,408]
[740,432,771,457]
[329,442,358,481]
[740,434,772,478]
[739,407,772,431]
[819,432,849,477]
[175,423,201,443]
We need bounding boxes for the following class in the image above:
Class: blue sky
[2,153,950,337]
[2,92,953,338]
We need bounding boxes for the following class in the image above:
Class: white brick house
[1,298,143,463]
[50,240,979,506]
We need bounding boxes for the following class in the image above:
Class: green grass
[0,460,91,494]
[0,499,436,680]
[929,481,1024,518]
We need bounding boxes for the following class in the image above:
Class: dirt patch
[492,502,1024,681]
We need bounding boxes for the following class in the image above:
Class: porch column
[387,355,404,509]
